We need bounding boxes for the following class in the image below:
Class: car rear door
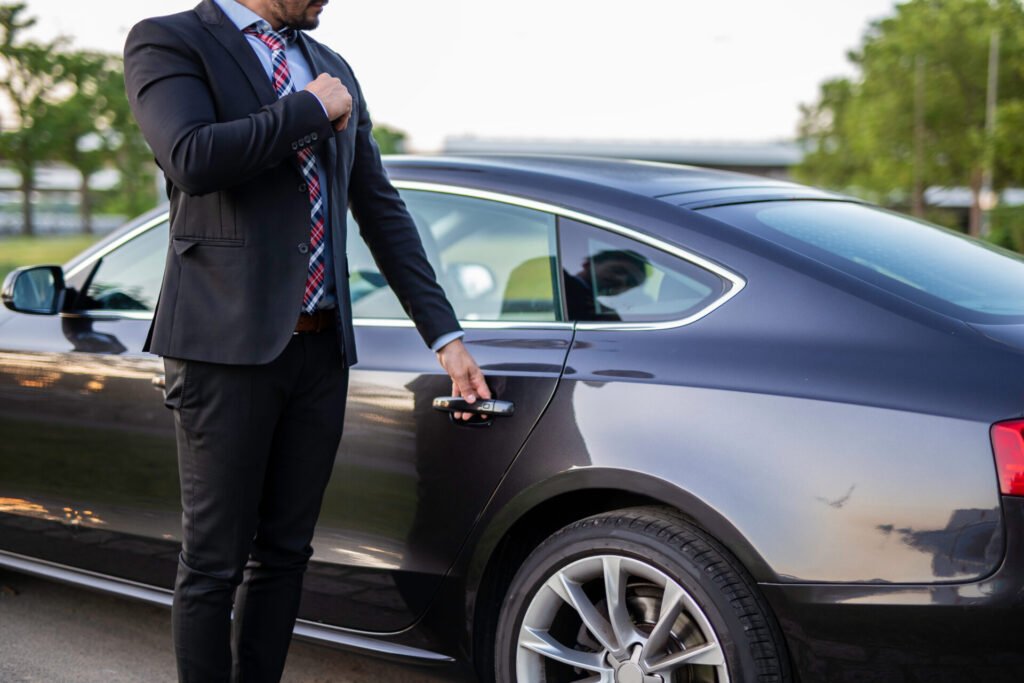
[304,184,573,632]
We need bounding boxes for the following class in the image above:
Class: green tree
[0,3,67,235]
[0,3,156,235]
[43,51,111,234]
[46,50,156,229]
[372,123,407,155]
[796,0,1024,236]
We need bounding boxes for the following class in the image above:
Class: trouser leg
[165,350,293,683]
[232,330,348,683]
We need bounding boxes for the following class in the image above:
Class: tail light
[991,419,1024,496]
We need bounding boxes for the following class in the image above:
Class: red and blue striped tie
[244,22,326,313]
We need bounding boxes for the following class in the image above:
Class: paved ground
[0,569,470,683]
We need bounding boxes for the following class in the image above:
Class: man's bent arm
[124,19,332,196]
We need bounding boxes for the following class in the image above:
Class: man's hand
[436,338,491,421]
[304,73,353,131]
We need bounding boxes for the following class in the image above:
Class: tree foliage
[372,124,407,155]
[795,0,1024,236]
[0,3,411,235]
[0,3,154,235]
[0,3,67,235]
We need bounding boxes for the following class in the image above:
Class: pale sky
[23,0,897,151]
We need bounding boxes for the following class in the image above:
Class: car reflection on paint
[1,155,1023,682]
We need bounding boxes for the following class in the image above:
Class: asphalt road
[0,569,469,683]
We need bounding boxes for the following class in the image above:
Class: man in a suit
[123,1,490,680]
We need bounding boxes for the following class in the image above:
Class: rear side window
[558,218,729,323]
[704,201,1024,322]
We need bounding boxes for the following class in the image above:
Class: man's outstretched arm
[345,71,490,416]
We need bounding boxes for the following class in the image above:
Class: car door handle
[152,375,166,390]
[431,396,515,417]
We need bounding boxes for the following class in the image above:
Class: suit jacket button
[298,243,309,254]
[311,132,318,141]
[304,134,312,144]
[291,141,299,150]
[298,183,307,193]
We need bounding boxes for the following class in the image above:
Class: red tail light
[991,420,1024,496]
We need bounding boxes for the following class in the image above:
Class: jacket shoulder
[127,8,204,44]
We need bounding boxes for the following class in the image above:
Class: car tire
[494,506,790,682]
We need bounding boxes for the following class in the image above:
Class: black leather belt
[293,308,336,334]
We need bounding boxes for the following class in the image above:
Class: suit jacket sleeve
[347,76,462,349]
[123,19,332,196]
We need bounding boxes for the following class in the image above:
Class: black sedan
[2,155,1023,682]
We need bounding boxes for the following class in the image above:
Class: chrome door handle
[431,396,515,417]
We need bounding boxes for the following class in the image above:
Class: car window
[348,189,562,322]
[76,221,169,312]
[702,201,1024,323]
[558,218,729,323]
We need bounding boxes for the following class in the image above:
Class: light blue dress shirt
[213,0,464,352]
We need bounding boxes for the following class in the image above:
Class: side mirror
[1,265,66,315]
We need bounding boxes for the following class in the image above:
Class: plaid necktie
[244,21,326,313]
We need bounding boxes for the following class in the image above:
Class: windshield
[702,200,1024,323]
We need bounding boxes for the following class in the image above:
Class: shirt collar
[212,0,263,31]
[213,0,294,40]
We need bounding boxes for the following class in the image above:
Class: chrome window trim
[0,549,454,662]
[352,317,573,330]
[392,181,746,331]
[57,181,747,330]
[59,311,155,322]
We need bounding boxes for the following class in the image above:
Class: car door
[0,215,181,586]
[302,184,573,632]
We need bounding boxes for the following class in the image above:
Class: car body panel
[301,323,570,631]
[760,496,1024,681]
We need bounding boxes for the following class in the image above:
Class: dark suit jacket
[123,0,460,366]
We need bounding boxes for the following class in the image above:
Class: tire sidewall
[495,520,767,682]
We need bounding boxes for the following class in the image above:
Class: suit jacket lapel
[194,0,277,108]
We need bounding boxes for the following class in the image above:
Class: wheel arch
[464,467,776,672]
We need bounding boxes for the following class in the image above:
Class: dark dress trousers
[124,2,460,682]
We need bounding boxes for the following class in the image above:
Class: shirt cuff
[308,92,330,119]
[430,330,465,352]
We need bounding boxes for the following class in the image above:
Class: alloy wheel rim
[516,554,729,682]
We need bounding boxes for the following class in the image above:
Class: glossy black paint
[1,156,1022,680]
[760,497,1024,681]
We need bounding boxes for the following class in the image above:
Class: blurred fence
[0,210,126,236]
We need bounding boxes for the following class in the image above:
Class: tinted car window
[348,190,562,322]
[559,218,728,323]
[77,221,169,312]
[703,201,1024,322]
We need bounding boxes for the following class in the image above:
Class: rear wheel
[494,507,790,682]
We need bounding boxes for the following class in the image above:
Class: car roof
[74,154,848,273]
[383,154,845,207]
